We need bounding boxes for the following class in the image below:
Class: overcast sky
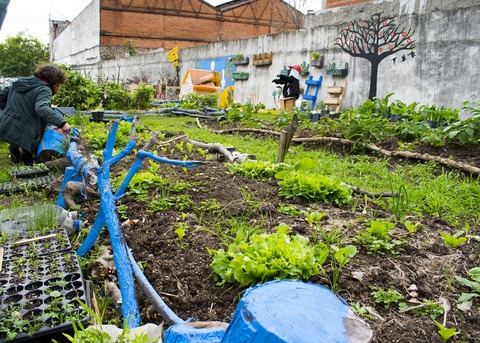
[0,0,322,44]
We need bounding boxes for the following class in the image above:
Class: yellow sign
[168,53,178,63]
[167,47,178,59]
[167,46,179,69]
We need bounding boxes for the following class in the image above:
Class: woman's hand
[60,122,71,134]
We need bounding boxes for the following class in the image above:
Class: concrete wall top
[52,0,100,66]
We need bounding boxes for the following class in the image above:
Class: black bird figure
[401,55,407,62]
[409,51,416,58]
[391,57,397,64]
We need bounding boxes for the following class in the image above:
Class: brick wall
[99,0,302,50]
[327,0,371,8]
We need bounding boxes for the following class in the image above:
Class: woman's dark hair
[34,64,67,87]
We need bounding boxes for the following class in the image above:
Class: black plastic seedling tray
[9,165,50,179]
[1,228,72,265]
[0,175,56,195]
[0,229,91,342]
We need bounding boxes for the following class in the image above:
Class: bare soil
[3,120,480,343]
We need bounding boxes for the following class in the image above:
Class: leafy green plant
[174,222,188,241]
[400,300,444,319]
[53,69,103,110]
[277,205,302,216]
[180,93,218,109]
[227,160,286,180]
[371,287,404,309]
[442,100,480,145]
[355,220,404,255]
[225,102,264,122]
[330,244,357,292]
[122,40,137,56]
[100,81,132,110]
[439,231,467,248]
[208,223,329,288]
[275,158,352,205]
[350,302,373,319]
[132,83,155,110]
[403,220,420,235]
[456,267,480,303]
[432,320,459,343]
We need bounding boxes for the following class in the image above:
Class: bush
[132,83,155,110]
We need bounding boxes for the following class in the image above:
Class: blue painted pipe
[126,247,185,325]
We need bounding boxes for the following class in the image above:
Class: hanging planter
[230,55,249,66]
[232,72,250,80]
[326,63,349,76]
[310,53,325,68]
[253,52,273,66]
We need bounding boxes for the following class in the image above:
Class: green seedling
[371,287,404,309]
[355,220,404,255]
[432,320,458,342]
[331,244,357,292]
[174,222,188,241]
[439,231,467,248]
[404,220,420,235]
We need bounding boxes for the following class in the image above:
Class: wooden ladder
[324,79,347,114]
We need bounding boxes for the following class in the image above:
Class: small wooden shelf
[325,79,347,114]
[253,52,273,66]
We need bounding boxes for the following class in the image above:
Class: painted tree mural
[335,12,415,100]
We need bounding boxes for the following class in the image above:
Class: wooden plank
[324,99,340,105]
[327,87,343,94]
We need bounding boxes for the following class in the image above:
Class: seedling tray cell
[0,175,56,195]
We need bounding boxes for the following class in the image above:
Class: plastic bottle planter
[230,56,249,66]
[253,52,273,66]
[9,164,50,179]
[311,55,325,68]
[0,175,56,195]
[0,235,90,342]
[326,63,349,77]
[232,72,250,81]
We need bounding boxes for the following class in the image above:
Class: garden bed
[1,113,479,342]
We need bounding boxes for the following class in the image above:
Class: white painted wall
[52,0,100,76]
[53,0,480,110]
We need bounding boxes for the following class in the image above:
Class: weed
[350,302,373,320]
[371,287,404,309]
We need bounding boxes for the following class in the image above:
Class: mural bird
[401,55,407,62]
[409,51,416,58]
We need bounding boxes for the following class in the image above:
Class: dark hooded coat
[0,77,66,153]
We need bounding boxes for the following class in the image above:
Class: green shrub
[132,83,155,110]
